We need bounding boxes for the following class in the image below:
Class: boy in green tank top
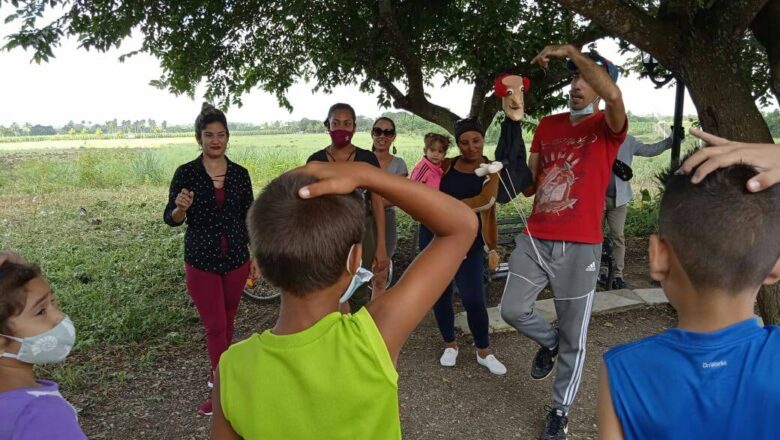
[210,161,478,439]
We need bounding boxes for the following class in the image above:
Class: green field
[0,130,687,390]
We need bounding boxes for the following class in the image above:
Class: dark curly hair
[195,102,229,144]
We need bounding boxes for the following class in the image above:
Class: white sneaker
[439,347,459,367]
[477,353,507,375]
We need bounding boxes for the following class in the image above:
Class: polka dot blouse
[164,155,254,273]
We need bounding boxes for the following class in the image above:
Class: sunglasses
[372,127,396,137]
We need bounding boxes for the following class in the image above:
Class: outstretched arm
[298,162,477,364]
[461,173,499,212]
[633,135,673,157]
[371,192,389,274]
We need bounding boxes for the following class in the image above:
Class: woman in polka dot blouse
[163,103,257,416]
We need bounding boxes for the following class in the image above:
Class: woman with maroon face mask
[306,103,389,311]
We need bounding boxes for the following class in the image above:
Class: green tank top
[219,307,401,439]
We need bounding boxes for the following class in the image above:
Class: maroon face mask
[329,129,353,147]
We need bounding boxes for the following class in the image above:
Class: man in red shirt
[499,45,627,440]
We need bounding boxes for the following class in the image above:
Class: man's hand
[531,44,576,69]
[0,250,26,267]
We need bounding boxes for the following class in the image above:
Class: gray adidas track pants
[500,233,601,413]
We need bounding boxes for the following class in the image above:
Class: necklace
[326,146,356,162]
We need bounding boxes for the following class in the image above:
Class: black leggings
[419,225,490,349]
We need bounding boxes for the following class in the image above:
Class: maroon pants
[185,261,250,372]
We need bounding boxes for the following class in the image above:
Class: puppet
[493,74,533,203]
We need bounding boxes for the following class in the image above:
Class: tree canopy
[2,0,607,133]
[3,1,777,137]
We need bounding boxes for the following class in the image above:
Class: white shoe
[477,353,507,375]
[440,347,459,367]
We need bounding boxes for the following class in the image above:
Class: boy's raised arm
[298,162,477,364]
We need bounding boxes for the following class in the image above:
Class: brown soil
[68,235,670,439]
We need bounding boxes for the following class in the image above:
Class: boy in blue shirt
[597,153,780,439]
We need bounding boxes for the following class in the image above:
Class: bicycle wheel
[243,277,281,302]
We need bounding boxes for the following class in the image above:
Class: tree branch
[711,0,769,37]
[659,0,701,18]
[377,0,425,98]
[553,0,677,63]
[469,80,491,118]
[371,70,461,134]
[570,22,610,49]
[478,96,500,132]
[373,0,461,133]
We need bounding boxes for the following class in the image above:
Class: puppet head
[494,74,530,122]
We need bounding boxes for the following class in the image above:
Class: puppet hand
[487,161,503,174]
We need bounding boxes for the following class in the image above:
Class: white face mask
[1,316,76,364]
[569,101,595,117]
[339,245,373,304]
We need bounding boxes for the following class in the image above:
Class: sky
[1,19,774,127]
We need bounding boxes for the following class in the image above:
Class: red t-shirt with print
[524,111,627,244]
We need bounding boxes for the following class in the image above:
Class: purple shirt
[0,380,86,440]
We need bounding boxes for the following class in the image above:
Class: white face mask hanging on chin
[569,96,599,117]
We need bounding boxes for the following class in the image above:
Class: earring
[392,145,397,155]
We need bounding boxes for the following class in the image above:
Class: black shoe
[540,406,568,440]
[597,273,608,287]
[611,277,627,290]
[531,342,558,380]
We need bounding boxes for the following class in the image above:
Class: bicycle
[243,276,281,302]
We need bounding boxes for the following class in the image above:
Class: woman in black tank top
[421,118,507,376]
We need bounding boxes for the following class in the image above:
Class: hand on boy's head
[0,250,26,267]
[680,128,780,192]
[297,162,373,199]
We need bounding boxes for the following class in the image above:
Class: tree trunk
[680,39,774,142]
[758,284,780,325]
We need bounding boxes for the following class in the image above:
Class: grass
[0,130,678,390]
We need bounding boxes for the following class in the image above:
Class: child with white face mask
[0,251,86,440]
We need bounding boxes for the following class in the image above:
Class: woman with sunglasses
[371,117,408,295]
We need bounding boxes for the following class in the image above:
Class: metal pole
[670,76,685,167]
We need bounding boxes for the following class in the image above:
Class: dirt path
[70,236,667,439]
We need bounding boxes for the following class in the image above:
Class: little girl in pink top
[410,133,451,189]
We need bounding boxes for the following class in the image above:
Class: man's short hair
[658,151,780,293]
[247,171,365,295]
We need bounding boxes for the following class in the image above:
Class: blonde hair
[423,132,451,151]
